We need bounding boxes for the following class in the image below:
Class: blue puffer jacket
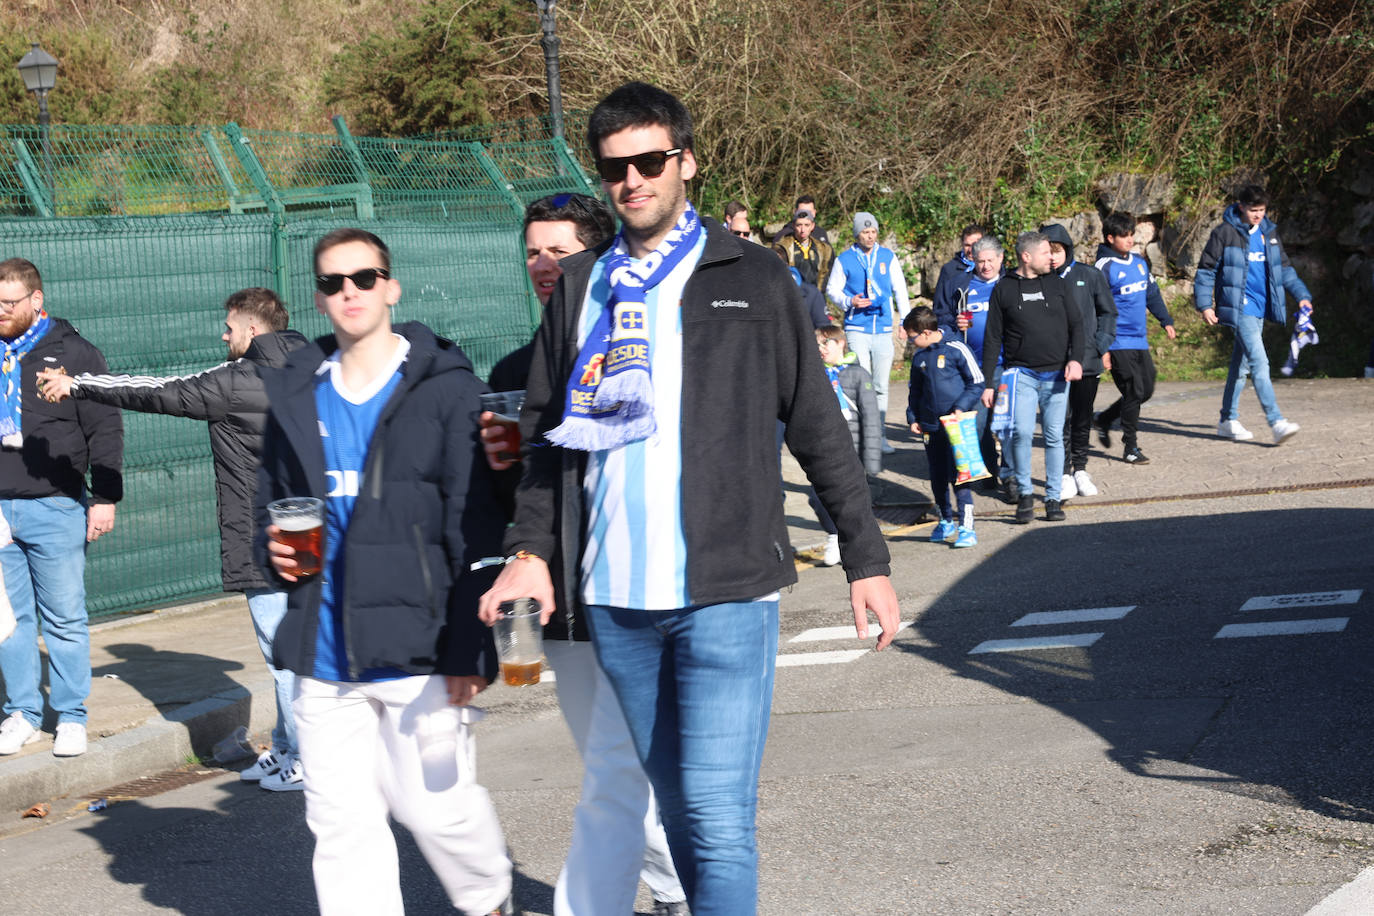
[1194,203,1311,327]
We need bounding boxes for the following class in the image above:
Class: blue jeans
[845,330,894,432]
[1221,313,1283,425]
[0,496,90,726]
[246,588,297,756]
[1011,371,1069,501]
[587,600,780,916]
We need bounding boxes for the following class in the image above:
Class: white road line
[968,633,1104,654]
[1011,606,1135,627]
[775,649,870,667]
[1240,590,1362,612]
[789,621,913,643]
[1214,618,1349,639]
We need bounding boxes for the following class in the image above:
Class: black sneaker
[1123,446,1150,465]
[1094,414,1112,448]
[1044,499,1066,521]
[1015,494,1035,524]
[998,476,1020,504]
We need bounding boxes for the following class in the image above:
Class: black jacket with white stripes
[70,329,308,591]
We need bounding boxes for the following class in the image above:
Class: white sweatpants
[545,640,685,914]
[293,675,511,916]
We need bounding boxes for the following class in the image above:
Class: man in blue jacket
[1194,184,1311,444]
[257,228,513,916]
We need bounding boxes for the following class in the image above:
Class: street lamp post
[532,0,565,144]
[16,43,58,213]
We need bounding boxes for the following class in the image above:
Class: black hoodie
[983,269,1085,385]
[1039,224,1118,376]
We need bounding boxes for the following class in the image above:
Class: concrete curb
[0,670,275,816]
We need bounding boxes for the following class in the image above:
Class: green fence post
[331,115,375,219]
[9,138,54,218]
[200,129,247,213]
[224,123,291,306]
[552,140,596,193]
[467,142,526,218]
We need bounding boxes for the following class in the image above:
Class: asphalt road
[2,485,1371,915]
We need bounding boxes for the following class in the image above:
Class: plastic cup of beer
[267,497,324,577]
[493,598,543,687]
[480,390,526,461]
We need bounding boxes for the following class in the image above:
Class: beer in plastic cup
[267,497,324,577]
[493,598,543,686]
[480,390,526,461]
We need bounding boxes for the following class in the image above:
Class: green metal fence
[0,117,595,617]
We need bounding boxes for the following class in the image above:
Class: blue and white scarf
[547,203,702,451]
[0,310,51,448]
[990,367,1019,438]
[1280,302,1317,377]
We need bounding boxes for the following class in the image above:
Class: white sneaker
[239,750,282,783]
[53,722,87,757]
[1060,473,1077,500]
[1217,419,1254,441]
[880,439,895,455]
[0,712,39,755]
[260,755,304,792]
[1073,470,1099,497]
[1271,418,1300,443]
[822,534,840,567]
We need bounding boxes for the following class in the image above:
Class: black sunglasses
[595,149,682,183]
[315,267,390,296]
[731,229,751,238]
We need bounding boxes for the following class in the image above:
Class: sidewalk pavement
[2,377,1371,817]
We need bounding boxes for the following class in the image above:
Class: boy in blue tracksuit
[1093,211,1176,465]
[904,306,984,548]
[1194,183,1311,443]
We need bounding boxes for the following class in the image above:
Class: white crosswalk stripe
[1011,606,1135,627]
[1239,590,1362,612]
[969,633,1104,654]
[1214,618,1349,639]
[776,649,871,667]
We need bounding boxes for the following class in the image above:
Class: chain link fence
[0,116,595,616]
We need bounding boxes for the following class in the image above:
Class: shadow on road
[76,779,554,914]
[899,506,1374,824]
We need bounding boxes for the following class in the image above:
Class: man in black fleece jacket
[980,231,1084,523]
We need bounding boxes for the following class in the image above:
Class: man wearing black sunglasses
[256,228,515,916]
[480,82,900,916]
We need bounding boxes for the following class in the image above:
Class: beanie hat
[853,212,878,237]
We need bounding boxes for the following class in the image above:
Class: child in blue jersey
[904,306,984,548]
[1093,211,1176,465]
[258,228,514,916]
[812,325,882,565]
